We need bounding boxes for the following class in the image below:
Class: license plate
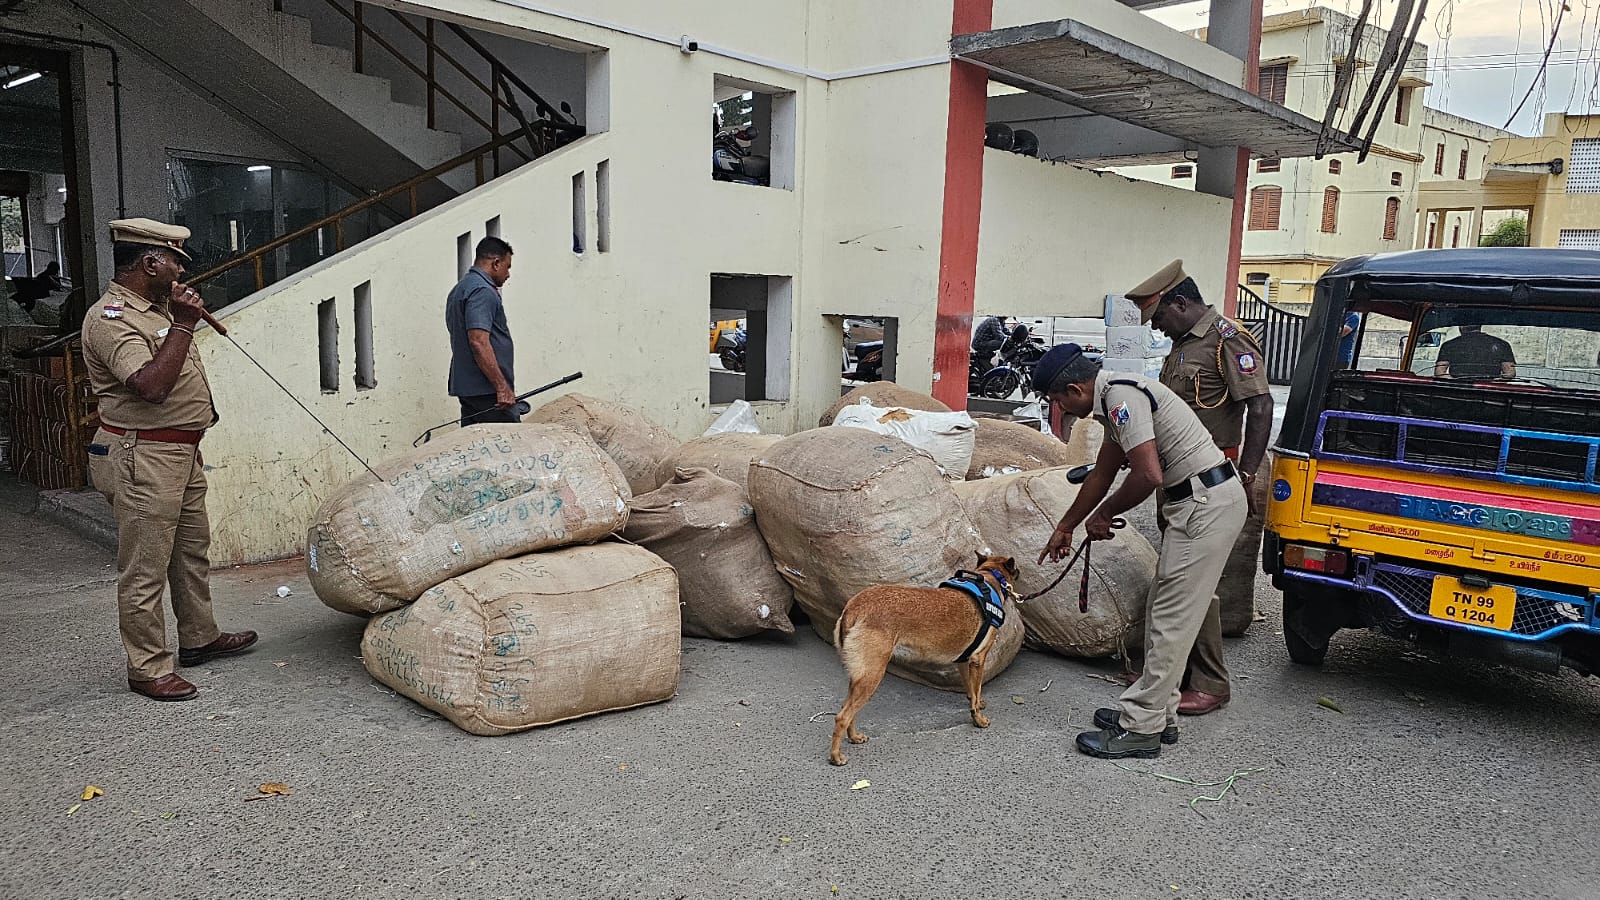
[1428,577,1517,631]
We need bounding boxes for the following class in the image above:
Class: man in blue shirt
[445,237,517,425]
[1336,310,1361,367]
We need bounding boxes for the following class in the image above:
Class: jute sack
[965,418,1078,480]
[954,468,1155,658]
[362,544,680,735]
[654,433,781,492]
[819,382,951,427]
[831,402,977,481]
[749,428,1023,689]
[307,424,630,616]
[528,393,680,495]
[622,467,795,639]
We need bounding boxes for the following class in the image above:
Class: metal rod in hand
[412,371,583,446]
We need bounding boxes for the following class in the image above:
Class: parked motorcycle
[977,323,1047,399]
[715,326,747,372]
[847,340,884,381]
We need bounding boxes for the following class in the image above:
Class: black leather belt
[1161,461,1236,503]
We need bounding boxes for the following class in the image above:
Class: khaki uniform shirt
[1159,307,1270,449]
[1093,370,1225,489]
[81,282,217,431]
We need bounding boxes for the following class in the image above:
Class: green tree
[1478,215,1529,247]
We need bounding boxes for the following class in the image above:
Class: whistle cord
[219,333,382,481]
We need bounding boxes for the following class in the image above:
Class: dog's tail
[833,607,852,652]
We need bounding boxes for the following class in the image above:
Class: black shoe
[1094,707,1178,745]
[1075,726,1162,760]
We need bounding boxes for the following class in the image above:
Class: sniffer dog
[829,554,1020,766]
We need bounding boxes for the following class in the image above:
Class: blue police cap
[1031,342,1084,394]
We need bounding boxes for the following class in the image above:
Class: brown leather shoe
[129,673,198,702]
[1177,689,1230,716]
[178,631,259,667]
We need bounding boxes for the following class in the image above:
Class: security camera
[680,35,699,53]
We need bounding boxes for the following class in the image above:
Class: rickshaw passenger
[1434,325,1516,379]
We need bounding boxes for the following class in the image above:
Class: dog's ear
[1002,556,1019,577]
[976,551,987,569]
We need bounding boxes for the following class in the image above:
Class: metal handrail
[186,127,563,292]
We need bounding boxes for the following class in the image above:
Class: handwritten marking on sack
[364,634,455,706]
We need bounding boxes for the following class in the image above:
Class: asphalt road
[2,477,1597,900]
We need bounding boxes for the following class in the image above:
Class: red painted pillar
[1222,0,1264,318]
[931,0,994,408]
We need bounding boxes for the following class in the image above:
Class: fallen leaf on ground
[273,662,288,668]
[1316,697,1345,714]
[244,782,295,801]
[850,780,870,791]
[159,812,177,820]
[1011,696,1025,705]
[79,785,103,801]
[779,836,792,843]
[831,888,839,895]
[66,803,80,816]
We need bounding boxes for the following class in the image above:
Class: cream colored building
[1118,8,1507,306]
[4,0,1346,563]
[1416,113,1600,250]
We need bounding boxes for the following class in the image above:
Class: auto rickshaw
[1265,248,1600,677]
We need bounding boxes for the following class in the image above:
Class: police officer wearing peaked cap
[81,218,258,702]
[1033,342,1247,759]
[1127,260,1274,717]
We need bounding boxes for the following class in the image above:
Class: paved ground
[2,474,1598,900]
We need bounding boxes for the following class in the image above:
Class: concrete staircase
[82,0,471,204]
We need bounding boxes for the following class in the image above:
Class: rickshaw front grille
[1369,563,1585,638]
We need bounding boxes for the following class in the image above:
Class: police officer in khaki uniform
[1126,260,1274,718]
[82,218,257,702]
[1034,344,1247,758]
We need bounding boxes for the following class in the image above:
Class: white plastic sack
[830,401,976,481]
[703,399,762,435]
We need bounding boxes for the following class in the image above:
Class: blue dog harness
[941,569,1011,663]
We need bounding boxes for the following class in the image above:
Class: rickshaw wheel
[1283,586,1331,666]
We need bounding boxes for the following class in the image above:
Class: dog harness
[941,569,1010,663]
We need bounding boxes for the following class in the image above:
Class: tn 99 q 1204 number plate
[1428,577,1516,631]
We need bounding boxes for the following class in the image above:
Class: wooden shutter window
[1435,143,1445,175]
[1321,187,1340,233]
[1459,148,1469,179]
[1451,224,1461,247]
[1383,197,1400,241]
[1249,186,1282,230]
[1256,158,1281,173]
[1328,159,1342,174]
[1258,65,1288,105]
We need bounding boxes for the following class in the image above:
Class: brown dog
[829,553,1020,766]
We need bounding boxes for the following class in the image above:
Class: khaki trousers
[88,428,221,681]
[1183,473,1269,695]
[1119,477,1248,735]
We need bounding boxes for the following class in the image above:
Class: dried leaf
[80,785,103,801]
[159,812,177,820]
[66,803,80,816]
[850,780,870,791]
[273,662,288,669]
[778,836,792,844]
[1316,697,1345,714]
[831,888,839,895]
[1010,696,1025,705]
[259,782,293,796]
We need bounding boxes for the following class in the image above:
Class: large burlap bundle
[965,418,1079,480]
[622,467,795,639]
[832,402,977,481]
[749,429,1022,689]
[819,383,951,427]
[954,468,1155,657]
[307,425,630,616]
[528,393,680,495]
[362,544,680,735]
[655,433,781,492]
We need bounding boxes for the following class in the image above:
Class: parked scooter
[847,340,884,381]
[977,323,1047,399]
[715,326,747,372]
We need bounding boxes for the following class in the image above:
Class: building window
[1566,138,1600,193]
[1434,143,1446,176]
[1383,197,1400,241]
[1245,272,1270,285]
[1258,64,1288,105]
[710,274,793,402]
[713,76,796,191]
[1256,158,1281,173]
[1393,87,1413,125]
[1390,172,1403,187]
[1328,159,1342,175]
[1248,186,1282,230]
[1458,149,1469,180]
[1558,228,1600,249]
[1451,224,1461,248]
[1171,164,1194,179]
[1321,187,1340,233]
[1425,211,1440,248]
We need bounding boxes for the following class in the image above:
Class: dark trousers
[457,394,521,427]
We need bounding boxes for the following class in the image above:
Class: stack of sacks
[623,467,795,639]
[749,427,1025,690]
[830,400,977,481]
[954,468,1155,658]
[655,433,781,492]
[965,418,1079,480]
[306,424,680,734]
[528,393,681,495]
[819,382,951,427]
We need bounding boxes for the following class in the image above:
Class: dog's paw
[848,732,868,745]
[829,754,848,766]
[972,713,991,729]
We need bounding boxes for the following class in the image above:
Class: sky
[1148,0,1600,136]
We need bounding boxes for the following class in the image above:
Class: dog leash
[1020,518,1127,611]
